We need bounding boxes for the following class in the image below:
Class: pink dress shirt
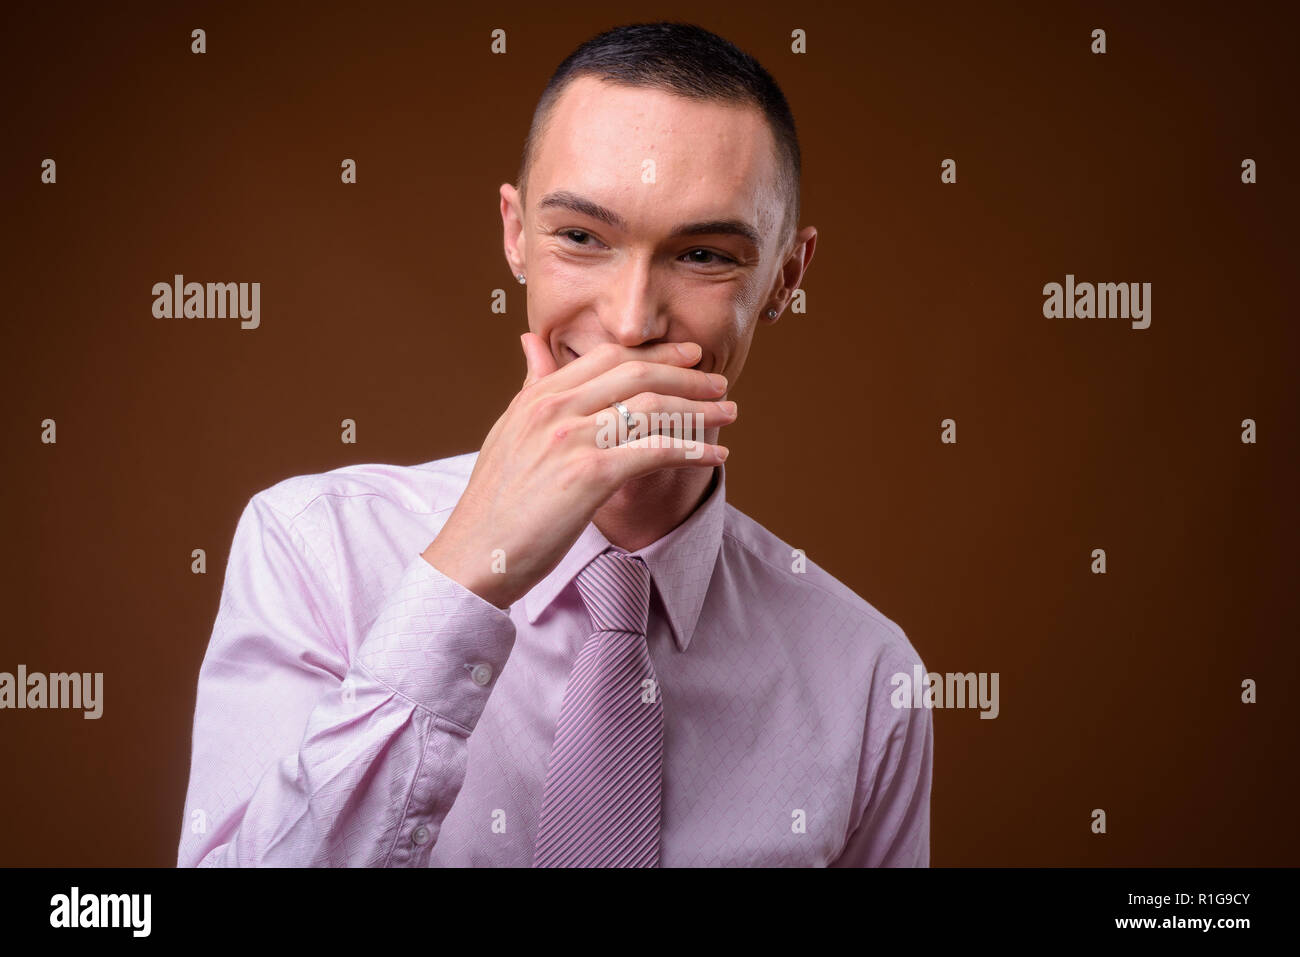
[178,452,932,867]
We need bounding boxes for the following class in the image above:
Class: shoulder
[222,452,480,651]
[249,450,479,523]
[719,503,924,671]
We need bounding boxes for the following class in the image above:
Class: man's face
[501,75,814,393]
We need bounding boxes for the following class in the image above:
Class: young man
[178,21,932,867]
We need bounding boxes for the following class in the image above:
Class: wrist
[420,538,516,610]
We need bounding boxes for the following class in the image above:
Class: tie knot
[575,549,652,635]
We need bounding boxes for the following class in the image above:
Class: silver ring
[611,400,637,438]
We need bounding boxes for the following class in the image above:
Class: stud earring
[516,273,526,284]
[766,308,778,318]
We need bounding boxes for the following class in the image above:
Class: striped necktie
[532,548,664,867]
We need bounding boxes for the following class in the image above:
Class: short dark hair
[516,21,802,248]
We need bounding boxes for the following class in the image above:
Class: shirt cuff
[354,552,517,732]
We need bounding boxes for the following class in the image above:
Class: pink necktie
[532,548,664,867]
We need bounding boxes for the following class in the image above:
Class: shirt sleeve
[176,493,516,867]
[828,638,934,868]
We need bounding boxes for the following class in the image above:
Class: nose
[599,254,669,347]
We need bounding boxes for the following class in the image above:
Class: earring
[766,308,778,318]
[516,273,526,285]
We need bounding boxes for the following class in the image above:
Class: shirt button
[412,825,431,846]
[469,663,493,686]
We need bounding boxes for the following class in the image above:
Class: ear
[500,182,526,277]
[762,225,818,323]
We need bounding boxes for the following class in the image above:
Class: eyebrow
[537,189,762,250]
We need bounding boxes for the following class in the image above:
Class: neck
[593,463,718,553]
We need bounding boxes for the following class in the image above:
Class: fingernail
[677,342,701,360]
[708,373,727,392]
[717,446,729,461]
[715,401,737,417]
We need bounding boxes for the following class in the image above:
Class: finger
[542,340,703,394]
[565,360,727,416]
[584,395,736,446]
[601,434,729,483]
[520,332,558,389]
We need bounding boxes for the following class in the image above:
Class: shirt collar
[522,464,727,652]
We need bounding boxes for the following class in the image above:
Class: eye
[554,229,736,267]
[681,248,737,266]
[557,228,602,247]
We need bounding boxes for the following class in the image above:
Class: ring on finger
[611,399,638,439]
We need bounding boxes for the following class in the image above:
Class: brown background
[1,0,1296,866]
